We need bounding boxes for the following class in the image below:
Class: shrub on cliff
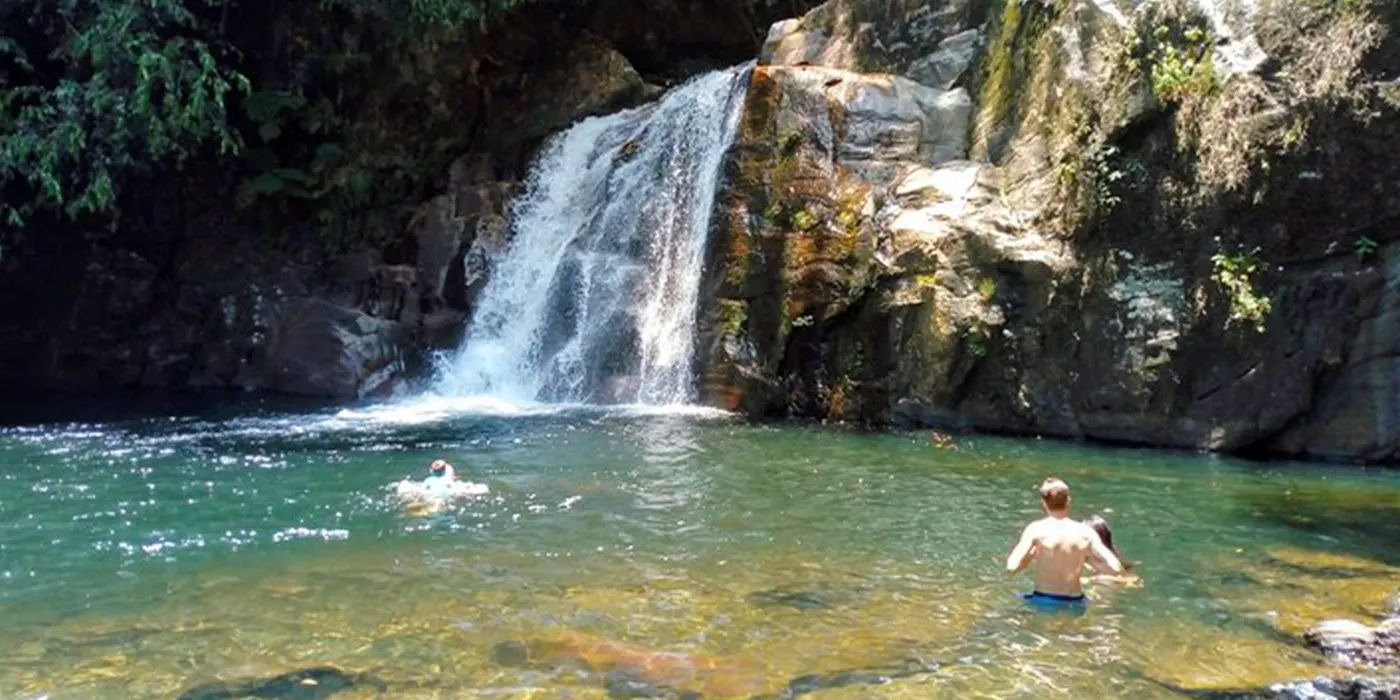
[0,0,542,240]
[0,0,246,230]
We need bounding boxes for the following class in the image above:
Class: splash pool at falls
[1,397,1400,699]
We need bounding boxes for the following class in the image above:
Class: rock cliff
[697,0,1400,462]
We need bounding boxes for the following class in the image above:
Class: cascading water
[433,65,751,405]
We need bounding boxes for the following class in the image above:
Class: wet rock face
[696,55,1058,421]
[256,298,406,399]
[698,0,1400,461]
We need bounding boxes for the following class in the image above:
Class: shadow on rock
[1239,489,1400,568]
[746,583,868,611]
[768,657,940,699]
[603,670,702,699]
[177,667,388,700]
[1151,675,1400,700]
[491,636,939,699]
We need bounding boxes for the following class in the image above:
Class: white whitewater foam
[434,65,752,406]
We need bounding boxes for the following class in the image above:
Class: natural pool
[1,396,1398,699]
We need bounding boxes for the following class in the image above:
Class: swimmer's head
[1039,477,1071,513]
[1084,514,1114,552]
[430,459,450,476]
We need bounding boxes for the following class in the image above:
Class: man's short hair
[1039,477,1070,510]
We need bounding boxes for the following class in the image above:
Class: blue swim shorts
[1022,591,1088,614]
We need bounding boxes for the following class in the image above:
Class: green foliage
[963,325,990,359]
[976,277,998,302]
[0,0,544,236]
[791,208,818,232]
[778,129,804,156]
[1124,10,1219,104]
[1,0,796,246]
[716,299,749,338]
[1211,249,1272,333]
[1,0,248,228]
[836,208,860,233]
[915,273,939,288]
[1338,0,1371,15]
[1086,145,1148,213]
[1355,235,1379,262]
[967,337,988,358]
[319,0,544,49]
[1150,26,1218,102]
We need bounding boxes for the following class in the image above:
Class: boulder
[257,298,406,399]
[459,213,512,311]
[696,59,1053,422]
[905,28,982,90]
[1305,619,1399,668]
[759,0,977,77]
[500,34,646,145]
[1266,675,1399,700]
[412,194,463,311]
[1379,618,1400,647]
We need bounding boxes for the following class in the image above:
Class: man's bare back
[1007,478,1123,600]
[1007,516,1121,596]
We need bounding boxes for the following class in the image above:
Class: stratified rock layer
[698,0,1400,462]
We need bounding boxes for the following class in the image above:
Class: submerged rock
[604,670,701,699]
[779,658,939,697]
[1154,675,1399,700]
[746,583,866,610]
[490,633,939,698]
[177,667,388,700]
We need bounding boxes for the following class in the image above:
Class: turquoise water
[1,395,1398,698]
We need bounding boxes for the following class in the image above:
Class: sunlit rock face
[698,0,1400,462]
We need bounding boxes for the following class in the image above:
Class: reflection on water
[0,397,1397,698]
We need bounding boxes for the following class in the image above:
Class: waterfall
[434,65,751,405]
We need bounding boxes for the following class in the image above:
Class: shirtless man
[1006,477,1123,607]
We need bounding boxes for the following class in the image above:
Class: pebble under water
[1,394,1398,699]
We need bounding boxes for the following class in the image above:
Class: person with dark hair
[1007,477,1124,609]
[1083,514,1142,587]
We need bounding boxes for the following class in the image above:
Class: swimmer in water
[426,459,457,483]
[1083,514,1142,587]
[1006,477,1123,609]
[391,458,487,514]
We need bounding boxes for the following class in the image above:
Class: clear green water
[1,396,1398,699]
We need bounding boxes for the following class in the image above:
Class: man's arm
[1006,525,1037,575]
[1086,531,1124,575]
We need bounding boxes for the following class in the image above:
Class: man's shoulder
[1037,517,1094,539]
